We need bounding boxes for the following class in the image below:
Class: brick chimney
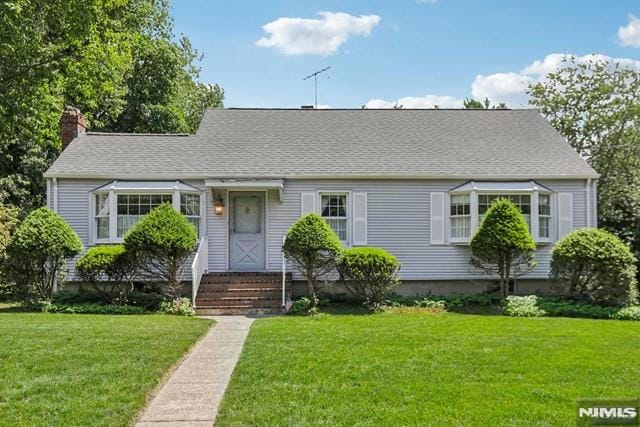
[60,106,86,150]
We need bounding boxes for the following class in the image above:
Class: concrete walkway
[136,316,255,427]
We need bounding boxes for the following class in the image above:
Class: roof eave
[43,172,601,180]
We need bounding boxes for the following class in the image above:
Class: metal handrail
[191,237,208,308]
[282,235,287,308]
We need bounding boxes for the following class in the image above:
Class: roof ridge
[217,108,538,111]
[85,132,190,137]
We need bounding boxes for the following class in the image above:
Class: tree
[0,0,224,210]
[470,198,537,298]
[124,203,197,297]
[6,207,83,302]
[551,228,637,305]
[463,97,508,109]
[283,214,343,306]
[528,56,640,261]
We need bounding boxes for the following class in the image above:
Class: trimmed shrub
[338,247,401,311]
[46,303,146,315]
[6,207,82,301]
[551,228,638,305]
[283,213,343,305]
[613,306,640,321]
[503,295,546,317]
[289,297,316,315]
[470,198,536,298]
[124,203,197,297]
[76,245,136,304]
[158,297,195,316]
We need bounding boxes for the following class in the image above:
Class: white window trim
[448,189,553,245]
[317,191,351,246]
[91,189,203,244]
[449,192,472,244]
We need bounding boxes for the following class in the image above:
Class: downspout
[592,179,598,227]
[586,178,591,228]
[52,177,58,213]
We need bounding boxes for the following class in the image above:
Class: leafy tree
[124,203,197,297]
[528,56,640,260]
[470,198,537,298]
[463,97,508,109]
[283,213,343,306]
[551,228,638,305]
[6,207,83,302]
[0,0,224,210]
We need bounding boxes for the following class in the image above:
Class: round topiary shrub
[124,203,197,298]
[283,213,343,305]
[337,246,401,311]
[76,244,136,304]
[470,198,536,298]
[551,228,638,305]
[6,207,83,301]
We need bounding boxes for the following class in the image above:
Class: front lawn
[217,312,640,426]
[0,313,212,426]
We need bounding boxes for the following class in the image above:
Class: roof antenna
[303,66,331,109]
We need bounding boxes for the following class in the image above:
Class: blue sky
[171,0,640,108]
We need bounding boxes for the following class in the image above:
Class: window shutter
[557,192,573,239]
[430,192,446,245]
[300,192,316,216]
[352,192,368,246]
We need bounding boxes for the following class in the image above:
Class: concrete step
[195,298,282,308]
[195,307,283,315]
[196,289,285,298]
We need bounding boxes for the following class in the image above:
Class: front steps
[195,272,292,315]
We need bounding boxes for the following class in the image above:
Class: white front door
[229,192,265,271]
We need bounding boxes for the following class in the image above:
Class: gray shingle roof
[45,109,598,179]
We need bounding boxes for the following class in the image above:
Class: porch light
[213,195,225,216]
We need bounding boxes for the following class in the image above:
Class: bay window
[447,181,553,243]
[91,181,202,243]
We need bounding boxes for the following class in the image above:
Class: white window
[450,194,471,239]
[95,193,110,240]
[180,193,201,237]
[479,194,531,230]
[116,194,173,237]
[92,183,202,243]
[538,194,551,239]
[320,193,348,242]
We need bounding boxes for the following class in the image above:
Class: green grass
[217,312,640,426]
[0,313,212,426]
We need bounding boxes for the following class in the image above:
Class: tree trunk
[305,271,317,306]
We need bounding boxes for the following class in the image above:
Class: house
[45,107,598,313]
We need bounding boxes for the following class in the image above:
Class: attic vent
[300,105,314,110]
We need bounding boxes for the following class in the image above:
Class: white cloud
[365,94,463,109]
[256,12,381,56]
[365,52,640,109]
[470,72,531,106]
[470,53,640,107]
[618,14,640,47]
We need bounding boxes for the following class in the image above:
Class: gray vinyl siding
[263,179,591,280]
[54,177,592,282]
